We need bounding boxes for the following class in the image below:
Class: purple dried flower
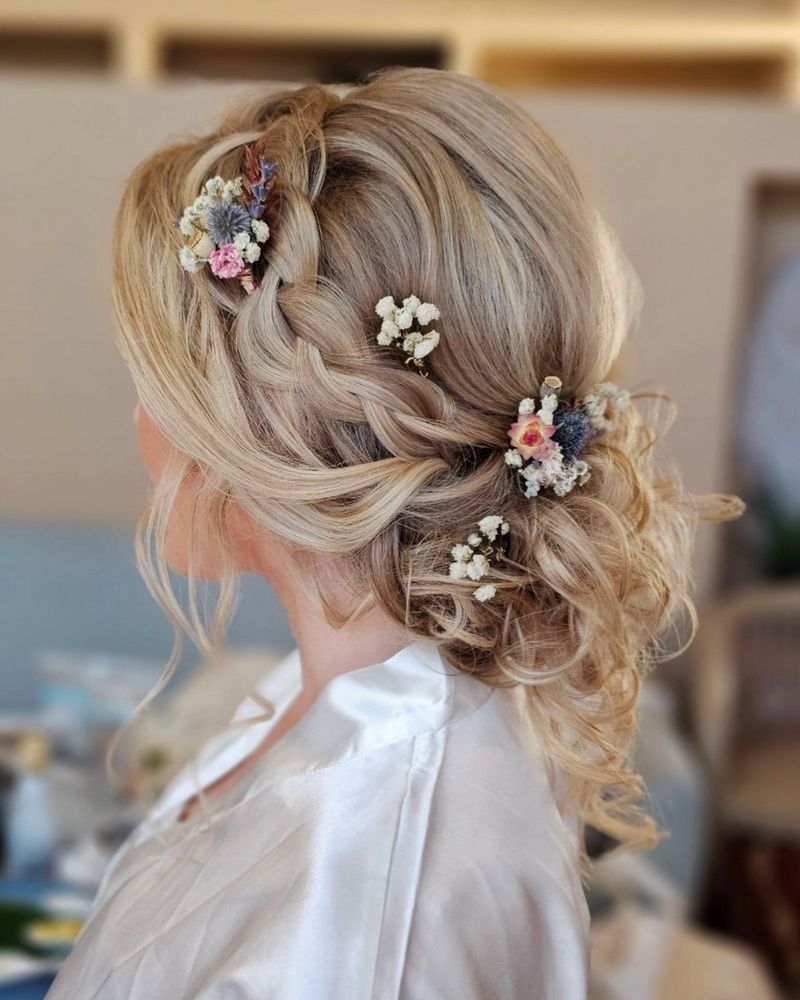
[206,201,252,246]
[553,405,595,461]
[260,158,278,181]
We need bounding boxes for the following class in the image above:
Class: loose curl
[112,68,740,859]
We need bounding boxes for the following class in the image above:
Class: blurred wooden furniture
[3,0,800,99]
[692,584,800,985]
[692,584,800,840]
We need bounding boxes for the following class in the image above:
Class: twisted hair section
[113,68,741,857]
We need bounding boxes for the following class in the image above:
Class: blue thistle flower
[206,201,252,246]
[553,406,595,461]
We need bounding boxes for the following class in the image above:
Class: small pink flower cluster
[209,244,246,279]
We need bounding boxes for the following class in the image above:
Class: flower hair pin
[505,376,629,498]
[448,515,510,602]
[375,295,441,376]
[177,149,278,294]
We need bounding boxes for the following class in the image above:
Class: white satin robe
[47,641,589,999]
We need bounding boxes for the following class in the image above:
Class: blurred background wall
[1,2,800,997]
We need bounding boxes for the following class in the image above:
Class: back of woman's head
[114,67,738,855]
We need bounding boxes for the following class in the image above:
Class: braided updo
[113,67,738,856]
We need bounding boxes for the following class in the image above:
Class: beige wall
[2,76,799,592]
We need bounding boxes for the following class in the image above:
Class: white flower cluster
[375,295,441,365]
[517,392,558,419]
[582,382,630,431]
[519,449,590,499]
[448,515,510,603]
[178,174,271,276]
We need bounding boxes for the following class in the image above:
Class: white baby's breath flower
[179,246,203,273]
[415,302,440,326]
[233,231,251,251]
[478,515,504,541]
[414,331,439,359]
[381,319,400,339]
[402,295,421,313]
[537,393,559,424]
[375,296,396,318]
[204,176,226,199]
[451,544,473,562]
[376,330,395,347]
[540,393,558,411]
[449,561,469,580]
[402,332,422,353]
[243,242,261,264]
[395,307,414,331]
[192,194,212,213]
[611,389,630,411]
[504,449,523,468]
[539,448,564,479]
[179,213,198,236]
[251,219,270,243]
[473,584,496,603]
[524,479,542,498]
[466,554,490,580]
[552,476,577,497]
[467,534,482,548]
[222,177,244,200]
[518,398,536,414]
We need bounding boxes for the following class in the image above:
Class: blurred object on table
[37,650,163,764]
[0,879,92,998]
[589,852,779,998]
[4,734,54,880]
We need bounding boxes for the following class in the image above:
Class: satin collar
[151,641,493,826]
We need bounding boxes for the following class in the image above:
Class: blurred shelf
[1,0,800,99]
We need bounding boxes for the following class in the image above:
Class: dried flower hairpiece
[505,376,629,498]
[177,151,278,294]
[375,295,441,376]
[448,515,510,602]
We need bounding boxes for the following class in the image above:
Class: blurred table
[0,879,91,1000]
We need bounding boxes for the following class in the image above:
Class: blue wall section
[0,522,294,711]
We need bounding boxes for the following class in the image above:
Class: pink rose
[507,413,556,461]
[209,243,245,279]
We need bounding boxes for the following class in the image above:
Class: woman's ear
[134,401,278,581]
[134,403,173,484]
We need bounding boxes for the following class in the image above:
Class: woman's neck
[259,551,408,702]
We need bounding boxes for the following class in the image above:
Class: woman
[47,68,736,999]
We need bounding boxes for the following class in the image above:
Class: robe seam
[369,729,446,1000]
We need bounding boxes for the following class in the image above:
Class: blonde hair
[113,68,739,857]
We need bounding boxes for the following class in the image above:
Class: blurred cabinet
[4,0,800,99]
